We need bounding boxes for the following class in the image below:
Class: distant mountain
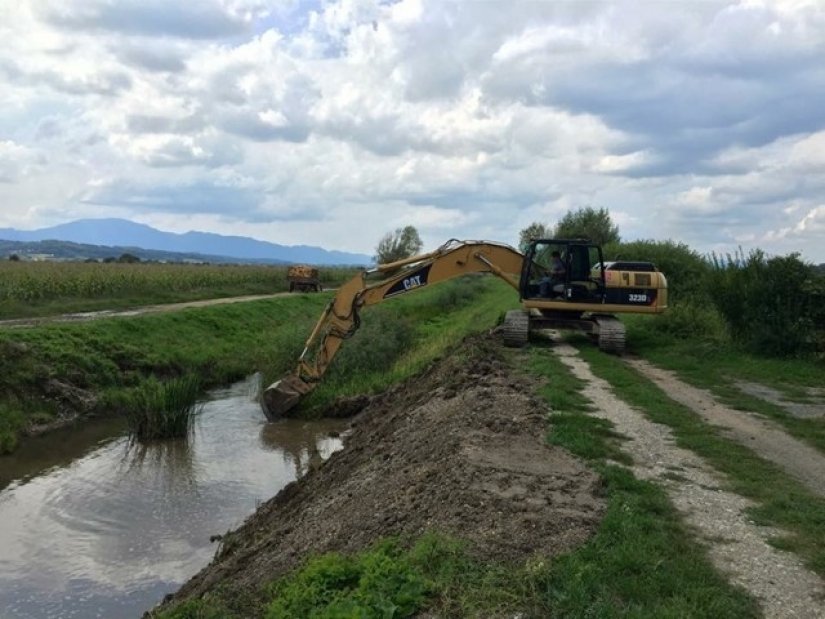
[0,219,372,265]
[0,239,284,265]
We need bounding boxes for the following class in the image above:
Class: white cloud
[0,140,40,182]
[0,0,824,260]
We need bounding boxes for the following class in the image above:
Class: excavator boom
[262,240,524,419]
[261,237,669,420]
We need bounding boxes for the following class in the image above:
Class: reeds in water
[124,375,203,440]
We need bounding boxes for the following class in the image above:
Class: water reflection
[260,420,344,477]
[119,438,198,490]
[0,417,127,492]
[0,375,347,619]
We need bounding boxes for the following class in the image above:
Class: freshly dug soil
[158,335,605,615]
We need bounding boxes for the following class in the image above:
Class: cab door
[563,244,605,303]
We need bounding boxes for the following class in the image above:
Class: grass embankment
[624,315,825,456]
[0,277,514,453]
[158,339,757,619]
[0,261,358,320]
[0,293,326,452]
[298,275,516,414]
[579,341,825,576]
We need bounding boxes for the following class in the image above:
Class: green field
[0,261,358,319]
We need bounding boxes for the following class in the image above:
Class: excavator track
[502,309,530,347]
[593,315,626,354]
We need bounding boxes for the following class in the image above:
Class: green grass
[161,519,757,619]
[523,344,758,617]
[297,276,517,415]
[0,277,517,453]
[528,346,632,465]
[0,293,333,453]
[579,342,825,576]
[623,314,825,456]
[155,534,543,619]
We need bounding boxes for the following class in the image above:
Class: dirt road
[0,292,296,329]
[628,358,825,497]
[555,343,825,618]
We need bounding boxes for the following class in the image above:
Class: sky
[1,0,825,261]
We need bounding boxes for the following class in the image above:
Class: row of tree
[518,207,620,250]
[375,207,824,359]
[374,207,620,264]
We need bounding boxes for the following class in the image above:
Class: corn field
[0,261,356,303]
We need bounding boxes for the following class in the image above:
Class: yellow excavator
[262,238,667,420]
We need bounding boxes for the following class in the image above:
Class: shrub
[648,300,728,343]
[266,540,429,619]
[325,312,415,382]
[708,250,824,357]
[428,274,487,311]
[0,403,25,454]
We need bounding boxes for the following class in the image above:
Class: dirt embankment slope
[158,336,605,615]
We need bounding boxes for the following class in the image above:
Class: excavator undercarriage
[502,310,626,353]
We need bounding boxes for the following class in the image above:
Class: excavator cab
[520,239,606,304]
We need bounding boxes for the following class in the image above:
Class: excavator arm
[262,240,525,419]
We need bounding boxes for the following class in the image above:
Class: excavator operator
[539,251,566,297]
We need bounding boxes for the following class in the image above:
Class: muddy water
[0,376,346,619]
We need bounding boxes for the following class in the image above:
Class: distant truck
[287,265,322,292]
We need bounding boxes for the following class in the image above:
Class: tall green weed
[265,540,429,619]
[0,402,24,454]
[608,240,824,358]
[121,374,204,440]
[708,250,824,356]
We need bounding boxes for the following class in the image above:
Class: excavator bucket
[261,373,313,421]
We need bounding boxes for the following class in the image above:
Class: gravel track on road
[627,358,825,498]
[554,343,825,618]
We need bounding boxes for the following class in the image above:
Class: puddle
[734,381,825,419]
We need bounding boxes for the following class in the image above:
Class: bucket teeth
[261,374,313,421]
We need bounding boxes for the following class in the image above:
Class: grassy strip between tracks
[156,342,757,619]
[578,340,825,577]
[0,277,515,453]
[624,315,825,457]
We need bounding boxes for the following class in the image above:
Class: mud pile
[164,335,605,612]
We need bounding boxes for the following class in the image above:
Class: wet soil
[157,336,605,615]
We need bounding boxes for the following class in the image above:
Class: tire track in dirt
[627,358,825,498]
[553,343,825,618]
